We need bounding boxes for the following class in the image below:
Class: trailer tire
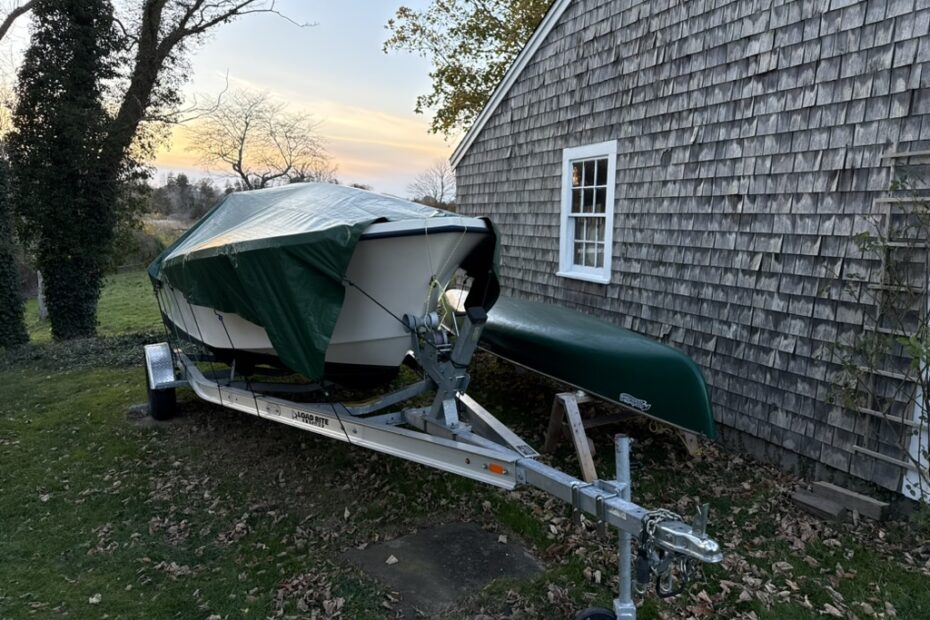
[146,366,176,421]
[575,609,616,620]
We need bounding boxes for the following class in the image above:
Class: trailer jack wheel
[575,608,616,620]
[146,365,176,421]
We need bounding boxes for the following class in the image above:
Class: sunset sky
[1,0,455,197]
[154,0,454,196]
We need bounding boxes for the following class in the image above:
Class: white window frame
[557,140,617,284]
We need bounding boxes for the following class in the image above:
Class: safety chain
[635,508,697,598]
[643,508,682,537]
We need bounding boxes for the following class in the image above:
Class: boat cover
[148,183,499,380]
[480,297,716,438]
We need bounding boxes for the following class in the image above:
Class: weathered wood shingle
[455,0,930,492]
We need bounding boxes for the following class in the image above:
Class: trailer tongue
[145,300,723,619]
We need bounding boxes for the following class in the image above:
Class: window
[558,141,617,283]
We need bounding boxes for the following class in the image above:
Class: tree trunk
[98,0,168,183]
[42,255,101,340]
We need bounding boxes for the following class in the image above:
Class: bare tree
[187,89,331,190]
[1,1,308,162]
[289,153,338,184]
[408,159,456,207]
[98,1,310,181]
[0,1,313,180]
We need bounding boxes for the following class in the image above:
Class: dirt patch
[344,521,543,617]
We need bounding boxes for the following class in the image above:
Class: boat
[480,296,716,437]
[444,292,716,437]
[148,183,499,384]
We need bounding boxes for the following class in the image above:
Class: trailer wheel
[146,366,176,421]
[575,608,616,620]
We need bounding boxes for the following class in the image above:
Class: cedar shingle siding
[454,0,930,492]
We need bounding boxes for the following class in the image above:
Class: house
[451,0,930,499]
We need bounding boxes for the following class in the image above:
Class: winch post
[417,306,487,421]
[614,435,636,619]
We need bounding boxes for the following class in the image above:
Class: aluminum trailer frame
[145,307,722,619]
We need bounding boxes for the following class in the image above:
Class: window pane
[571,189,582,213]
[585,243,596,267]
[574,218,586,242]
[594,188,606,213]
[596,158,608,185]
[583,160,595,186]
[595,243,604,268]
[572,162,582,187]
[591,218,602,243]
[574,241,584,265]
[584,188,594,213]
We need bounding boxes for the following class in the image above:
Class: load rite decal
[295,411,330,428]
[618,393,651,412]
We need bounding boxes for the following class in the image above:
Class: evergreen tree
[9,0,116,339]
[0,157,28,348]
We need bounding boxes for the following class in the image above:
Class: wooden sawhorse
[545,391,701,482]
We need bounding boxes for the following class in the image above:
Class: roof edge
[450,0,573,169]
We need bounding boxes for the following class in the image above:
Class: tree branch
[0,0,36,44]
[180,0,312,39]
[102,0,309,182]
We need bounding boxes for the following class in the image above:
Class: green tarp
[148,183,498,380]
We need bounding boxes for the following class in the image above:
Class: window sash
[568,213,606,269]
[558,141,617,284]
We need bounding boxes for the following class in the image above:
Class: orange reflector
[488,463,506,475]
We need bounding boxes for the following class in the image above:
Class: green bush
[110,227,165,270]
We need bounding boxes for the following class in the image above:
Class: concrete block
[792,488,849,521]
[812,480,890,520]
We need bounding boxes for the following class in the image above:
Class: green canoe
[479,297,716,438]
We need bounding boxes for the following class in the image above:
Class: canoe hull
[479,296,716,438]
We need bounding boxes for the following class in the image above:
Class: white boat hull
[158,217,489,373]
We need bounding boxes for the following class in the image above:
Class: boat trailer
[144,306,723,619]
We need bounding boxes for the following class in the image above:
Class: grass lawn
[24,269,162,342]
[1,271,928,619]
